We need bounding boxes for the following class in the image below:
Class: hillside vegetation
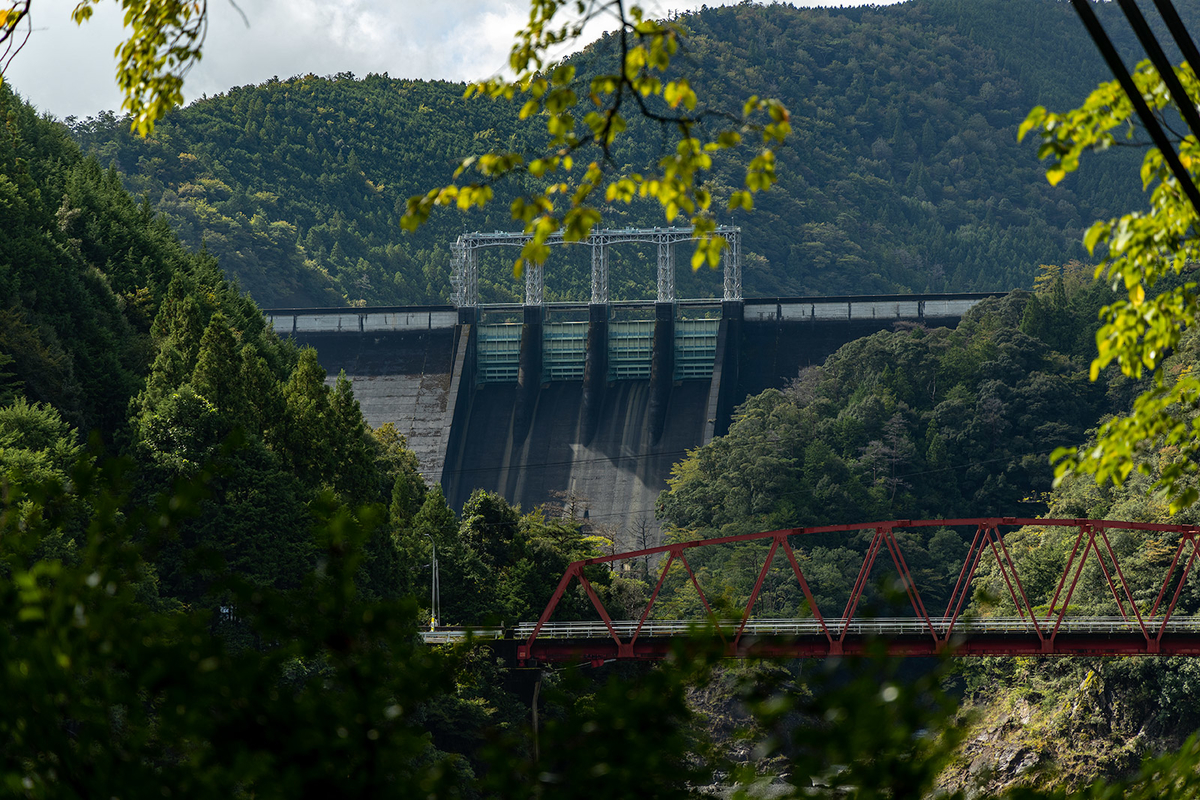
[0,73,618,634]
[0,82,628,793]
[646,267,1200,792]
[62,0,1176,307]
[10,1,1200,794]
[652,266,1125,612]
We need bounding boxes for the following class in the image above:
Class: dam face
[266,294,995,544]
[268,306,464,484]
[443,381,708,531]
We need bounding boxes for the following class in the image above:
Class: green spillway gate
[674,318,718,380]
[475,316,718,384]
[476,322,521,383]
[608,320,654,380]
[543,321,588,381]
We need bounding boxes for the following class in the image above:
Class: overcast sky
[5,0,907,121]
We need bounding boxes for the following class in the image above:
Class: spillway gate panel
[674,318,719,380]
[543,321,589,381]
[477,323,522,383]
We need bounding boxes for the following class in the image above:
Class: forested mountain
[0,78,610,621]
[0,81,398,603]
[8,74,1200,794]
[60,0,1180,307]
[0,82,620,792]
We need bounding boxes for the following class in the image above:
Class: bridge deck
[421,616,1200,662]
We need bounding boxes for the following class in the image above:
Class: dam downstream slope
[298,326,459,482]
[442,381,709,539]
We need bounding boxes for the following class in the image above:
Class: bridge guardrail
[417,616,1200,646]
[421,629,507,644]
[511,616,1200,639]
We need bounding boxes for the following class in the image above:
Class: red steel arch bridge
[423,518,1200,666]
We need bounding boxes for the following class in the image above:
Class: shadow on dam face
[443,381,709,534]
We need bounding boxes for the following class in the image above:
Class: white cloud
[4,0,905,121]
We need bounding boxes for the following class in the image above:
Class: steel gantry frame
[515,518,1200,665]
[449,226,742,306]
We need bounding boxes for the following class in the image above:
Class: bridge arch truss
[515,517,1200,665]
[449,225,741,306]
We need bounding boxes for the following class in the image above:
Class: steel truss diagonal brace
[879,526,939,642]
[520,517,1200,664]
[944,525,1044,642]
[838,525,939,644]
[1151,534,1200,648]
[733,534,835,652]
[630,549,679,648]
[578,570,620,644]
[780,536,833,644]
[520,565,579,662]
[1039,523,1148,649]
[679,551,722,639]
[736,536,780,647]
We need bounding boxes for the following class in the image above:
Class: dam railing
[263,292,1003,385]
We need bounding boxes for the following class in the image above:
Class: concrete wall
[734,293,996,408]
[267,306,457,337]
[442,380,709,543]
[743,293,993,323]
[288,327,460,483]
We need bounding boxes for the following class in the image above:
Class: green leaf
[1017,108,1045,142]
[1171,486,1200,514]
[1083,222,1107,255]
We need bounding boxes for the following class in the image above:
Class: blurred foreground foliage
[0,456,468,798]
[6,455,1200,798]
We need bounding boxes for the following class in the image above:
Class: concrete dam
[266,292,995,541]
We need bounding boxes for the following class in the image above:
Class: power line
[893,451,1052,481]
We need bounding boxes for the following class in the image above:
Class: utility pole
[423,534,440,631]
